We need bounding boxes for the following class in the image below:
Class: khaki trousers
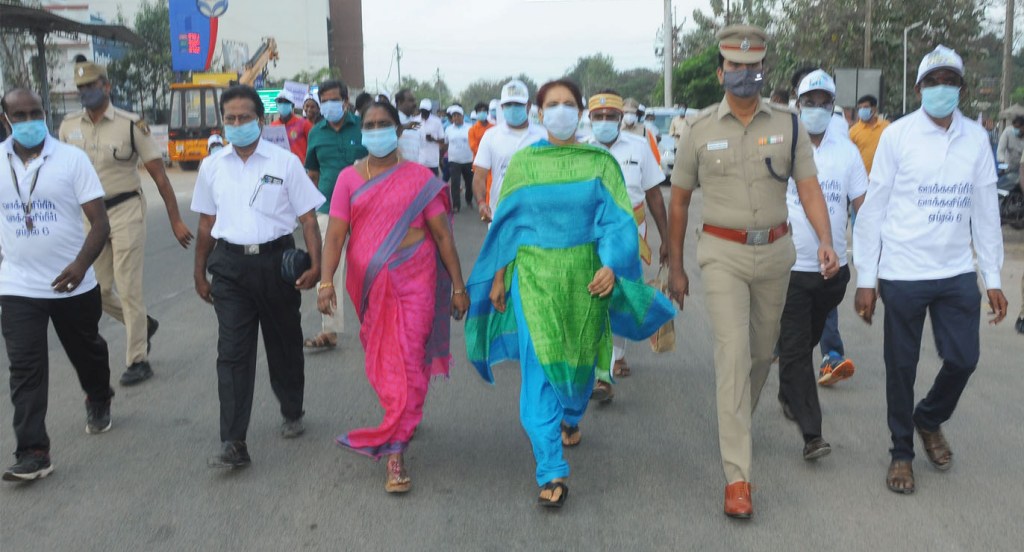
[92,194,148,367]
[696,231,795,484]
[315,213,344,334]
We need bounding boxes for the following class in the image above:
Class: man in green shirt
[303,79,367,350]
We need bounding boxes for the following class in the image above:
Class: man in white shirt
[444,105,473,212]
[853,46,1008,495]
[417,99,444,175]
[191,85,325,470]
[0,88,113,482]
[395,89,421,162]
[777,71,867,461]
[472,80,547,221]
[996,116,1024,173]
[583,90,668,402]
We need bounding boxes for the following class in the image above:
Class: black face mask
[80,87,107,109]
[722,69,765,98]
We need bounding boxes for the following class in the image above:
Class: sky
[83,0,709,95]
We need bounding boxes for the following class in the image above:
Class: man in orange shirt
[848,94,889,174]
[468,101,493,208]
[271,92,313,165]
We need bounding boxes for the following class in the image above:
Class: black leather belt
[104,191,140,210]
[216,235,293,256]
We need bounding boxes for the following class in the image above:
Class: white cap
[916,45,964,84]
[419,98,432,110]
[276,90,293,104]
[797,69,836,97]
[207,134,224,147]
[303,93,319,106]
[488,99,500,111]
[469,111,478,121]
[500,79,530,105]
[637,103,647,112]
[449,105,464,116]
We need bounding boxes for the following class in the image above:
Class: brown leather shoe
[915,423,953,471]
[724,481,753,519]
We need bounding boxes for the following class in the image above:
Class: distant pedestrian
[621,98,661,165]
[416,99,444,175]
[395,89,422,162]
[443,105,473,212]
[996,115,1024,174]
[1,88,114,482]
[853,45,1007,494]
[303,94,322,125]
[191,85,325,469]
[849,94,890,175]
[271,91,313,164]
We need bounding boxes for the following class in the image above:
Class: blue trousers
[878,273,980,460]
[818,308,844,358]
[511,272,592,486]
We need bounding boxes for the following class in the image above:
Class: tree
[671,46,723,109]
[458,74,539,109]
[565,54,618,99]
[107,0,172,122]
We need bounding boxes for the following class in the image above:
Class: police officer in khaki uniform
[667,25,838,519]
[59,56,194,386]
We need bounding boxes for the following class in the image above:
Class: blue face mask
[477,112,488,124]
[224,119,261,147]
[1016,128,1023,138]
[277,102,293,118]
[489,109,497,121]
[9,119,48,148]
[361,127,399,158]
[503,104,528,126]
[920,85,959,118]
[591,120,620,144]
[320,100,345,123]
[800,107,832,135]
[542,105,580,141]
[857,107,873,121]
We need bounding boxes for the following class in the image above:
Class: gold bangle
[317,282,333,291]
[452,289,467,296]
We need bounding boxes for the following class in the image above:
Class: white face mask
[542,105,580,141]
[623,113,638,126]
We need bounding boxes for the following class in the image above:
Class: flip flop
[303,333,337,350]
[561,422,581,447]
[886,459,915,494]
[537,481,568,508]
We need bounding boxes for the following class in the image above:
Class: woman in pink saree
[317,102,469,493]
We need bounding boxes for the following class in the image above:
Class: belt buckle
[745,228,770,246]
[244,244,260,255]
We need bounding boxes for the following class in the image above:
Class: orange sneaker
[724,481,753,519]
[818,355,855,386]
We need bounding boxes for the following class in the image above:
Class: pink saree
[329,161,453,459]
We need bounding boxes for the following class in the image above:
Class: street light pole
[663,0,673,107]
[903,21,924,115]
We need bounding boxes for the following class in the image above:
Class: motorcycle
[997,168,1024,229]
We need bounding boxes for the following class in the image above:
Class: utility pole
[395,44,402,88]
[864,0,873,67]
[1001,0,1014,113]
[663,0,673,107]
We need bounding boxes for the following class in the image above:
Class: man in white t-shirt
[417,99,444,174]
[395,89,421,162]
[853,46,1007,494]
[583,90,668,402]
[776,71,867,462]
[444,105,473,212]
[0,88,114,482]
[472,80,547,221]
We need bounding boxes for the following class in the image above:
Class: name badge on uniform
[758,135,785,146]
[260,174,284,186]
[68,129,84,141]
[707,140,728,151]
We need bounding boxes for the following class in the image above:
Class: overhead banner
[169,0,229,72]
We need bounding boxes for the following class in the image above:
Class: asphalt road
[2,166,1023,551]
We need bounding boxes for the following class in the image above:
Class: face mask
[320,100,344,123]
[857,107,873,121]
[79,86,106,109]
[209,145,223,155]
[224,119,261,147]
[1016,128,1023,138]
[477,112,488,124]
[722,69,764,98]
[10,119,48,148]
[489,109,497,121]
[503,104,528,126]
[542,105,580,141]
[800,107,831,135]
[361,127,399,157]
[277,102,292,118]
[622,113,638,126]
[920,85,959,118]
[591,120,620,143]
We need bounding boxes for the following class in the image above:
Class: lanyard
[7,153,45,231]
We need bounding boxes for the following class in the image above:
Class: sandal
[613,358,631,378]
[384,457,411,494]
[561,422,581,447]
[537,481,568,508]
[303,332,337,350]
[915,423,953,471]
[886,459,915,494]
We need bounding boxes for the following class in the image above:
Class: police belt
[104,190,140,210]
[702,222,789,246]
[216,234,294,256]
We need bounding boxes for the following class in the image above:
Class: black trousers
[208,241,305,442]
[449,162,473,209]
[879,273,980,460]
[778,266,850,442]
[1,286,112,454]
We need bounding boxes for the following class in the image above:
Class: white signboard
[261,126,289,150]
[283,80,310,106]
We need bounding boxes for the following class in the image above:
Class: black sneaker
[1015,316,1024,335]
[280,418,305,439]
[120,361,153,386]
[208,441,251,469]
[803,437,832,461]
[85,398,112,434]
[147,316,159,353]
[2,450,54,482]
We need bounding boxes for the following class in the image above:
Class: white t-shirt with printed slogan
[0,136,103,299]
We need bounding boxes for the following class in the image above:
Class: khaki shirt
[59,105,162,198]
[671,97,817,229]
